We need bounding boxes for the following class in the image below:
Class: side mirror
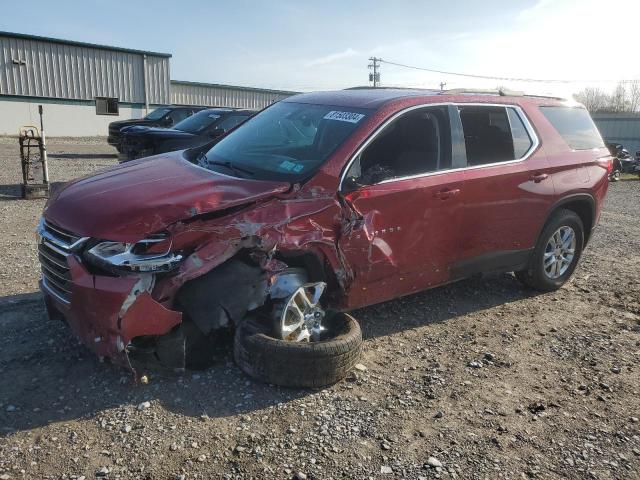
[342,176,364,192]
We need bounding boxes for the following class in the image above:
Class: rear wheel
[610,169,621,182]
[516,209,584,291]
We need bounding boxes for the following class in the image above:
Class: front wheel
[234,312,362,388]
[516,209,584,291]
[610,169,621,182]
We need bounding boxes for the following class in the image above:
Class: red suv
[37,89,611,386]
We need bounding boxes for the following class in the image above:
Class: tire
[234,312,362,388]
[516,208,584,292]
[610,169,621,182]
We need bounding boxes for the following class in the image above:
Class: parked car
[119,108,254,162]
[107,106,206,152]
[38,89,611,387]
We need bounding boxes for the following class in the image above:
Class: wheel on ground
[610,169,621,182]
[234,312,362,388]
[516,208,584,291]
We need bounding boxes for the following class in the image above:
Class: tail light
[597,155,614,174]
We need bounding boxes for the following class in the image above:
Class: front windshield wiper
[209,161,255,177]
[198,153,255,177]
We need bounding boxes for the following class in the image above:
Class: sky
[1,0,638,97]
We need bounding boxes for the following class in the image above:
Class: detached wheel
[234,312,362,388]
[516,208,584,291]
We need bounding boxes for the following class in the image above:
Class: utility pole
[368,57,381,87]
[440,81,447,92]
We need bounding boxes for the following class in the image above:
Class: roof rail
[442,88,568,101]
[442,88,525,96]
[344,86,437,91]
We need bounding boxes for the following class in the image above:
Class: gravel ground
[0,138,639,480]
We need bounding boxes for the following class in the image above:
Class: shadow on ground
[0,272,537,435]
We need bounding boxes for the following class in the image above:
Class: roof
[284,88,439,108]
[284,87,571,109]
[171,80,298,96]
[0,31,171,58]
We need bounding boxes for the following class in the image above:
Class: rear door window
[507,108,533,158]
[458,106,534,166]
[540,106,605,150]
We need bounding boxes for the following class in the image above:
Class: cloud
[305,48,358,67]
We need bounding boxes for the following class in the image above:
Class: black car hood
[124,126,196,139]
[110,119,155,130]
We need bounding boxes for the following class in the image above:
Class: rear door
[339,105,467,308]
[452,104,554,277]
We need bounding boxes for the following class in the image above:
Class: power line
[379,58,640,84]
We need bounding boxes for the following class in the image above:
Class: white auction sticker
[323,111,365,123]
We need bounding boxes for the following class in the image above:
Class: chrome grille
[37,219,88,304]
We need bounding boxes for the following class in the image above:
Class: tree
[573,87,611,112]
[574,81,640,113]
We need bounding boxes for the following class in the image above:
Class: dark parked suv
[107,106,206,152]
[38,89,611,386]
[119,108,254,161]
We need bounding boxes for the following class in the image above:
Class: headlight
[85,234,183,274]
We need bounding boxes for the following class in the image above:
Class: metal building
[0,31,299,137]
[0,31,171,136]
[171,80,296,110]
[592,113,640,157]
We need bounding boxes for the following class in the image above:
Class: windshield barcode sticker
[323,111,365,123]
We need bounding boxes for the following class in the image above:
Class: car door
[452,104,554,278]
[338,105,467,309]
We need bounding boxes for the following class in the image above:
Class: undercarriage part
[127,320,231,372]
[176,258,267,335]
[234,312,363,388]
[274,282,326,342]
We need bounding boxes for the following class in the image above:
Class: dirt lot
[1,137,639,480]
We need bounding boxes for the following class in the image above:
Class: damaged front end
[37,186,344,376]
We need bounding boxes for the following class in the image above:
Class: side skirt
[450,249,533,281]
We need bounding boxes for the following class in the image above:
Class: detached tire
[234,313,362,388]
[516,208,584,292]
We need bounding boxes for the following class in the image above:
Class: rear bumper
[41,255,182,367]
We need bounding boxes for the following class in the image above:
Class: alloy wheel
[543,226,576,279]
[276,282,326,342]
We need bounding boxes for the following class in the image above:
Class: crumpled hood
[44,152,290,242]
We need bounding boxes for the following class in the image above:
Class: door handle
[434,188,460,200]
[532,173,549,183]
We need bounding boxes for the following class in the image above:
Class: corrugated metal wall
[171,81,296,109]
[0,33,171,104]
[592,113,640,156]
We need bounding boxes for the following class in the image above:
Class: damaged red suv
[38,88,611,386]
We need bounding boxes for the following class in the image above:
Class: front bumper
[41,254,182,368]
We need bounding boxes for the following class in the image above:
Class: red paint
[40,90,610,363]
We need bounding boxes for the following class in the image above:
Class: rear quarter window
[540,106,605,150]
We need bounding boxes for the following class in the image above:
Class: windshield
[144,107,172,121]
[174,110,221,134]
[200,102,371,180]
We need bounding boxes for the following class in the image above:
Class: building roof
[0,31,171,58]
[171,80,298,96]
